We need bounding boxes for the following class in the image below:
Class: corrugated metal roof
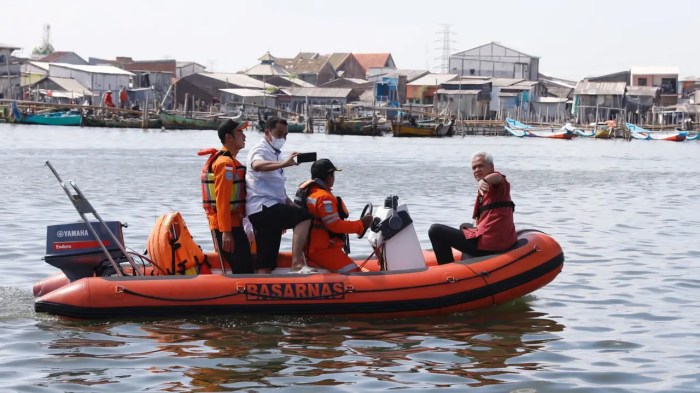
[220,88,273,97]
[489,78,523,87]
[574,81,626,95]
[0,42,21,50]
[29,61,50,71]
[442,79,490,86]
[408,73,459,86]
[631,66,679,75]
[49,77,92,95]
[511,80,538,87]
[282,87,352,98]
[436,89,480,95]
[626,86,660,96]
[280,76,315,87]
[327,53,351,69]
[201,72,269,89]
[50,63,134,76]
[245,62,290,76]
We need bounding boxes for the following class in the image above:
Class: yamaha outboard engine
[44,221,126,281]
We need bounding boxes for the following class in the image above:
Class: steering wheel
[357,203,373,239]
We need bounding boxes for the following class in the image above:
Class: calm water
[1,124,699,392]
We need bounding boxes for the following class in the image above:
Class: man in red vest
[428,152,517,264]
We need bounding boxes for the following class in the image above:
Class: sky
[2,0,698,81]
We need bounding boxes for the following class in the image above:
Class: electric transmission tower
[434,24,456,73]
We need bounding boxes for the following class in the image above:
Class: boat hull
[82,116,162,129]
[34,230,564,319]
[326,119,384,136]
[21,113,82,126]
[160,113,219,130]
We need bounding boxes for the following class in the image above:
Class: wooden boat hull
[392,121,453,137]
[327,119,384,136]
[21,112,82,126]
[34,230,563,319]
[160,113,219,130]
[525,129,574,139]
[82,116,162,129]
[594,129,612,138]
[256,120,305,133]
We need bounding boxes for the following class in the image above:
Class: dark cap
[217,119,247,141]
[311,158,342,179]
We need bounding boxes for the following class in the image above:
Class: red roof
[353,53,393,72]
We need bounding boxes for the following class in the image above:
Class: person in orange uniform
[103,90,115,108]
[428,151,516,264]
[119,87,128,109]
[200,119,253,274]
[297,159,373,273]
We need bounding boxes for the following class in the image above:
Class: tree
[32,24,54,56]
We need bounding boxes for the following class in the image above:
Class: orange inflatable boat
[35,163,564,319]
[34,223,563,319]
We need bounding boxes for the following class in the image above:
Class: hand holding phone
[296,152,317,164]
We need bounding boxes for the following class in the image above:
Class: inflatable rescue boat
[33,162,564,319]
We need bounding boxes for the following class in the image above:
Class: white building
[449,42,540,81]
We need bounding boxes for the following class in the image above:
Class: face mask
[270,136,285,150]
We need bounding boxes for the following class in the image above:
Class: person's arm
[317,196,365,234]
[478,172,502,195]
[251,152,299,172]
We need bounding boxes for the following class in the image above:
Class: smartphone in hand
[296,152,317,164]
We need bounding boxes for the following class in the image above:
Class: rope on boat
[119,287,244,302]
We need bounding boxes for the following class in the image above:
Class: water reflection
[31,298,563,390]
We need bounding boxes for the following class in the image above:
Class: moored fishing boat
[160,112,219,130]
[504,118,574,139]
[20,110,82,126]
[326,117,386,136]
[392,118,454,137]
[33,162,564,319]
[81,116,162,129]
[626,123,686,141]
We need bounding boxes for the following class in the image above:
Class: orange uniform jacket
[206,147,245,232]
[305,184,364,251]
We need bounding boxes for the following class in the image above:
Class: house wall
[289,95,347,109]
[177,63,205,79]
[436,93,484,118]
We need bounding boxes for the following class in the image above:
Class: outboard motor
[44,221,126,281]
[367,195,425,271]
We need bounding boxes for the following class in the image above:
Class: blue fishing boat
[20,110,82,126]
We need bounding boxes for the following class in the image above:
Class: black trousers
[428,224,490,264]
[247,203,311,270]
[213,227,253,274]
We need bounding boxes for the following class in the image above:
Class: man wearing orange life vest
[428,152,517,264]
[201,119,253,274]
[297,159,373,273]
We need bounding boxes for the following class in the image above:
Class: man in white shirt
[246,117,313,274]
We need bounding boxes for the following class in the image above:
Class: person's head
[217,119,247,151]
[264,117,288,149]
[311,158,341,188]
[471,151,494,180]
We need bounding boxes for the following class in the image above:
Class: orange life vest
[146,211,207,275]
[198,148,246,215]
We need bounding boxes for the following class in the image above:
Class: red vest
[462,172,517,251]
